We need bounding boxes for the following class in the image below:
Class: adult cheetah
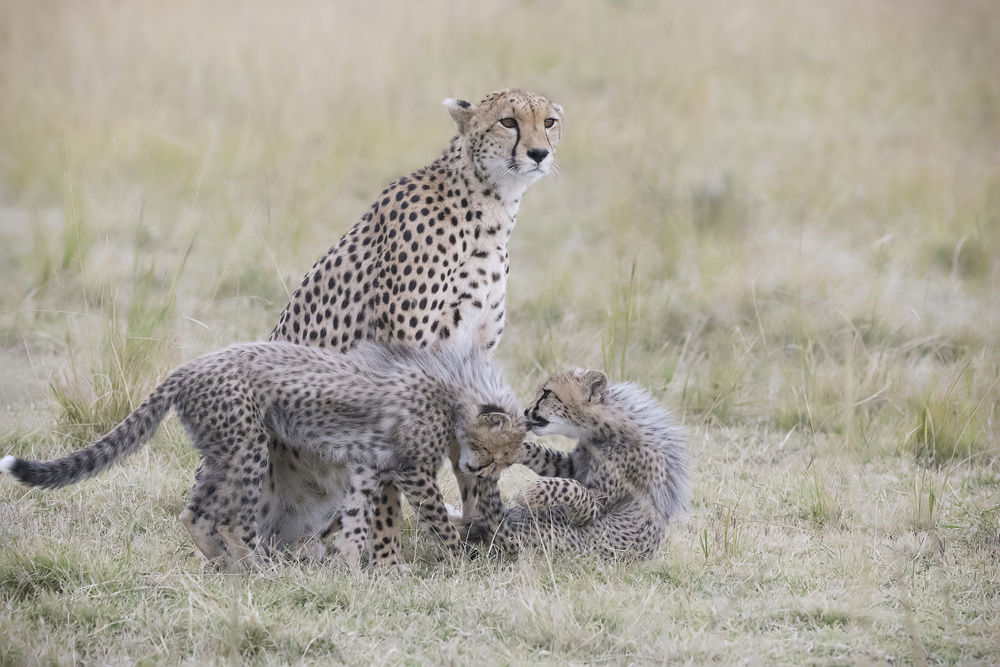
[267,89,563,567]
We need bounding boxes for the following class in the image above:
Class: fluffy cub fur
[470,369,689,560]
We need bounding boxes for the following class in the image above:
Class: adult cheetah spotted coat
[268,89,563,566]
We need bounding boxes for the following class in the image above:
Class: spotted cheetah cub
[470,369,689,561]
[1,342,525,570]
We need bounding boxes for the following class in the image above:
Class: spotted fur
[470,369,690,561]
[266,89,563,566]
[1,342,526,570]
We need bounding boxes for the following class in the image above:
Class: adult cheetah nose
[526,148,549,164]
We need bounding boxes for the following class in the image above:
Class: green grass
[2,0,1000,663]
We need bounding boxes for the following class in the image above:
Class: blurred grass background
[1,0,998,663]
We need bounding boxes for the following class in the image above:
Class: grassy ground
[1,0,999,663]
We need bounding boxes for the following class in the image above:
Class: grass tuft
[50,262,179,440]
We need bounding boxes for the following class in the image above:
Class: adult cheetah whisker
[549,163,566,185]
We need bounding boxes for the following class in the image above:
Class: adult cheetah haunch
[268,89,563,567]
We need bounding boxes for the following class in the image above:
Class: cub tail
[1,374,181,490]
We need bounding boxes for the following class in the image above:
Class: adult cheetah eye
[499,118,517,129]
[544,118,557,129]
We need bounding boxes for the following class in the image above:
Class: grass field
[2,0,999,663]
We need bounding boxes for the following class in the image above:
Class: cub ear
[443,98,476,135]
[552,102,564,115]
[478,411,513,433]
[584,370,608,403]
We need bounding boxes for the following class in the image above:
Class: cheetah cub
[1,342,525,570]
[470,369,689,561]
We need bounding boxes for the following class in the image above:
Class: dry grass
[2,0,999,663]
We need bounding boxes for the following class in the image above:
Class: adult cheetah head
[524,369,608,439]
[456,405,528,479]
[444,89,563,198]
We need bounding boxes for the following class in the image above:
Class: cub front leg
[450,442,480,521]
[519,440,586,479]
[516,477,603,526]
[334,466,380,571]
[394,471,467,559]
[466,475,522,551]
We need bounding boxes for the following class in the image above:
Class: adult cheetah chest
[445,235,510,351]
[375,208,514,351]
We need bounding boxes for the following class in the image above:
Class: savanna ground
[1,1,998,664]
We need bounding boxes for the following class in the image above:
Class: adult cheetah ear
[478,411,513,433]
[584,370,608,404]
[443,98,476,135]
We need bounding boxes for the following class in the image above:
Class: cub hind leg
[182,428,270,569]
[180,461,228,561]
[516,477,603,526]
[213,427,270,567]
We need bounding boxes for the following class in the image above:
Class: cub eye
[544,118,557,129]
[499,118,517,129]
[540,389,552,401]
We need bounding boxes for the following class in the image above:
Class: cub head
[524,369,608,438]
[443,89,563,197]
[457,405,528,479]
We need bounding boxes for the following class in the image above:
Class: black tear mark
[511,112,521,160]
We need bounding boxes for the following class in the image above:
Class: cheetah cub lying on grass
[1,342,525,570]
[469,369,689,561]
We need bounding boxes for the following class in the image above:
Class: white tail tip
[444,502,462,520]
[0,455,16,474]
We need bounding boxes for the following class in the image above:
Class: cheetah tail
[0,374,181,490]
